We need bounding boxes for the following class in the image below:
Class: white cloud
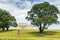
[0,0,60,25]
[0,1,31,24]
[0,0,8,2]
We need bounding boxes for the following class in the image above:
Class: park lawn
[0,29,60,40]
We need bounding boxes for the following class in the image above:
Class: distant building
[18,23,38,29]
[9,23,38,29]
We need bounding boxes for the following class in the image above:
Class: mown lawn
[0,29,60,40]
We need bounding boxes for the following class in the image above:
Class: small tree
[26,2,59,33]
[0,9,17,31]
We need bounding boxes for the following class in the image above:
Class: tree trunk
[6,28,9,31]
[39,24,44,33]
[6,26,9,31]
[39,27,44,33]
[2,28,5,31]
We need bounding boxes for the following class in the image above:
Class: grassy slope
[0,29,60,40]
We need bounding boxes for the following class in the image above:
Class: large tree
[0,9,17,31]
[26,2,59,33]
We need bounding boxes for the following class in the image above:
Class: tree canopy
[26,2,59,33]
[0,9,17,31]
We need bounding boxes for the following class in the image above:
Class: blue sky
[0,0,60,29]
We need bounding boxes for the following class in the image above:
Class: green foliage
[10,21,17,27]
[0,9,17,30]
[26,2,59,32]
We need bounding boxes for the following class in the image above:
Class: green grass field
[0,29,60,40]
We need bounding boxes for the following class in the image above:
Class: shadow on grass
[0,29,17,33]
[28,31,58,37]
